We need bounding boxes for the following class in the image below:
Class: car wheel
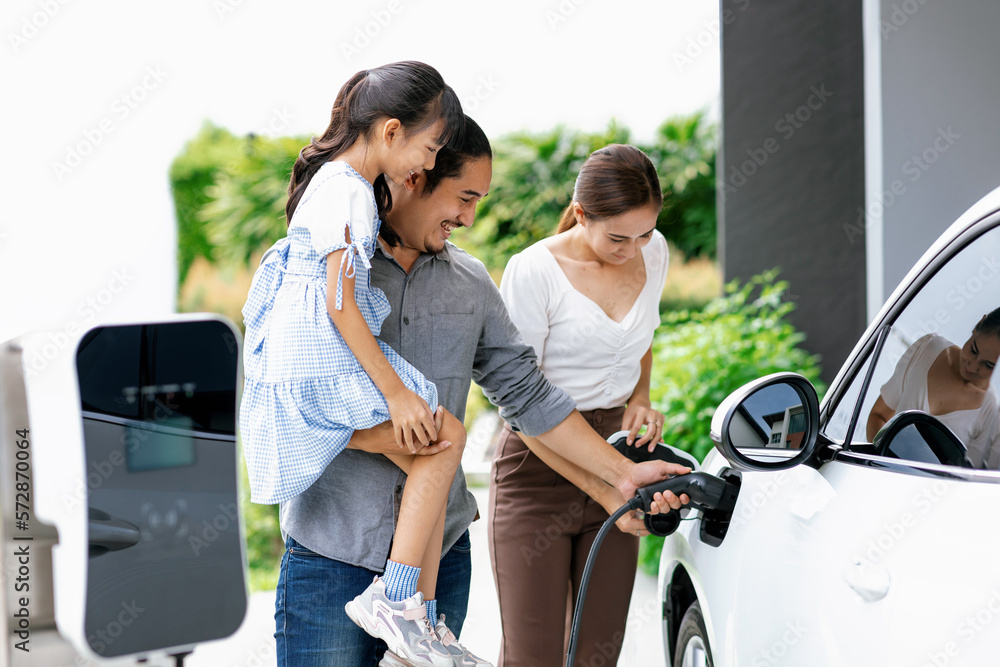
[673,601,713,667]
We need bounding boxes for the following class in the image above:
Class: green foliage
[238,443,284,591]
[169,122,304,285]
[637,270,825,575]
[169,122,243,284]
[455,112,718,273]
[200,134,304,268]
[644,114,717,259]
[171,113,718,285]
[456,122,630,269]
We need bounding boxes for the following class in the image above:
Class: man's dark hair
[422,115,492,195]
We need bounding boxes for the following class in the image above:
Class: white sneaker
[434,615,494,666]
[345,576,453,667]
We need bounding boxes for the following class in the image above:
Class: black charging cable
[564,472,735,666]
[564,499,641,667]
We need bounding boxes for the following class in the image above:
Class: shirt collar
[374,237,453,268]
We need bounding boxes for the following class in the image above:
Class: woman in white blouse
[866,309,1000,466]
[488,144,670,667]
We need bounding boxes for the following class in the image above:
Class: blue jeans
[274,531,473,667]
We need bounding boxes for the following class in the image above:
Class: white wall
[873,0,1000,310]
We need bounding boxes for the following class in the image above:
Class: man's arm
[471,275,688,509]
[346,408,451,455]
[525,412,689,511]
[518,431,650,534]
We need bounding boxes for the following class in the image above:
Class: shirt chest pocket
[431,312,477,379]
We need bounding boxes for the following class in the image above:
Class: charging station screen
[76,320,246,658]
[124,423,196,472]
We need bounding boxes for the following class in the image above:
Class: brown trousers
[487,407,639,667]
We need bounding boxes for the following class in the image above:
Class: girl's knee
[439,413,467,453]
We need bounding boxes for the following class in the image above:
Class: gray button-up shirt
[280,241,576,571]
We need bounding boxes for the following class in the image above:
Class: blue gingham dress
[239,161,438,504]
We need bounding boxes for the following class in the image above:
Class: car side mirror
[873,410,973,468]
[710,372,820,472]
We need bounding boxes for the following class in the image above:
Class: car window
[824,352,875,445]
[827,222,1000,466]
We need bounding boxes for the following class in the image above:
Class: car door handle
[88,508,141,556]
[843,559,891,602]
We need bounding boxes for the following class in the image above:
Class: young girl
[490,144,670,666]
[240,61,490,667]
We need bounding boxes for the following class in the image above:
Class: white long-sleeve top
[499,230,670,412]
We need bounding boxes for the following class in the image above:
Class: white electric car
[659,185,1000,667]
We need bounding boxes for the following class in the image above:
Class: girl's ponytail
[285,70,368,223]
[284,62,464,247]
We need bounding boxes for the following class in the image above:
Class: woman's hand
[622,401,665,451]
[385,388,438,453]
[593,484,651,537]
[615,510,650,537]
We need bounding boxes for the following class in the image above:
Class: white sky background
[0,0,720,344]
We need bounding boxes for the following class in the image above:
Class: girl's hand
[414,406,452,456]
[385,389,438,453]
[622,401,665,451]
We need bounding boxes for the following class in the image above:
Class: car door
[720,212,1000,666]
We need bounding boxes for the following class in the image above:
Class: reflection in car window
[830,223,1000,468]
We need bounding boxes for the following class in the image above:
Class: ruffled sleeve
[290,170,379,310]
[499,247,555,367]
[652,229,670,292]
